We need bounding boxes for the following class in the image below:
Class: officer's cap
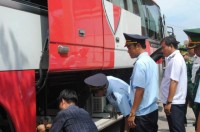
[84,73,108,87]
[183,28,200,49]
[179,47,188,56]
[123,33,148,47]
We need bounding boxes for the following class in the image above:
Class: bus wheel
[0,106,15,132]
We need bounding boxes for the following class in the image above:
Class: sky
[155,0,200,44]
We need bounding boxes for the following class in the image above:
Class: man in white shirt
[160,35,187,132]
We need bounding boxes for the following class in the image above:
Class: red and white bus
[0,0,165,131]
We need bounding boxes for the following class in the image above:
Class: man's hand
[127,116,136,128]
[164,104,172,115]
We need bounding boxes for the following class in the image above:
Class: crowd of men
[37,30,200,132]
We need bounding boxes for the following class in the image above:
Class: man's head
[188,43,200,57]
[160,35,180,57]
[184,28,200,57]
[187,48,195,57]
[84,73,108,96]
[57,89,78,110]
[179,47,189,61]
[123,33,148,58]
[194,45,200,57]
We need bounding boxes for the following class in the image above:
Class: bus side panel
[102,0,115,68]
[0,5,48,71]
[49,43,103,71]
[0,70,35,132]
[103,0,142,69]
[48,0,107,71]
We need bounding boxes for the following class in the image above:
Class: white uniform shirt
[106,76,131,117]
[191,55,200,83]
[160,50,187,104]
[195,82,200,103]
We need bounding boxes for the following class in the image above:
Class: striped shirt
[49,105,98,132]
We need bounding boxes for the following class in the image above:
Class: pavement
[100,103,196,132]
[158,103,196,132]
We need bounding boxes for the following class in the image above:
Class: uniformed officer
[124,33,159,132]
[84,73,132,131]
[184,28,200,131]
[188,42,200,131]
[179,47,193,124]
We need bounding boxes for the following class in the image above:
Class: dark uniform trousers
[194,68,200,129]
[165,104,186,132]
[129,109,158,132]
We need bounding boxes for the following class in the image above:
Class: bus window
[123,0,140,16]
[143,0,162,40]
[125,0,134,13]
[147,8,157,39]
[120,0,140,16]
[12,0,47,9]
[137,0,148,36]
[132,0,140,15]
[112,0,125,9]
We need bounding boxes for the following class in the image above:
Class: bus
[0,0,165,131]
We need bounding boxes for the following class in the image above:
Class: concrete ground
[100,103,196,132]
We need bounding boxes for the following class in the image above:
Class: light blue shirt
[106,76,131,117]
[130,52,158,116]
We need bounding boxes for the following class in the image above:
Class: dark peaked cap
[123,33,148,47]
[84,73,108,87]
[183,28,200,49]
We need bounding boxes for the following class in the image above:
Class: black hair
[138,40,146,49]
[161,35,180,49]
[140,41,146,49]
[57,89,78,104]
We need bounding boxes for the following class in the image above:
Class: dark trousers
[164,104,186,132]
[130,109,158,132]
[120,117,125,132]
[184,98,188,124]
[194,103,200,130]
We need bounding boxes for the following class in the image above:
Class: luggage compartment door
[48,0,104,71]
